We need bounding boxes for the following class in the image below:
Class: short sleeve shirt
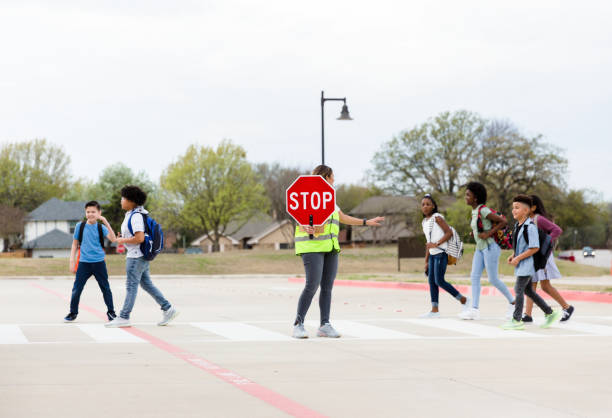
[514,219,540,277]
[470,205,495,251]
[121,209,145,258]
[73,222,108,263]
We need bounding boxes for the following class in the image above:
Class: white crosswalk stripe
[76,324,146,343]
[2,318,612,344]
[307,320,419,339]
[191,322,292,341]
[401,318,542,338]
[550,321,612,336]
[0,325,29,344]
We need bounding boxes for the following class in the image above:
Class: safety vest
[294,211,341,255]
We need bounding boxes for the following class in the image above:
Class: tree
[0,205,26,251]
[254,162,307,221]
[159,140,269,252]
[0,139,72,211]
[371,110,484,195]
[469,120,568,216]
[336,184,383,213]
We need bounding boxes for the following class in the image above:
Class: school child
[460,182,515,320]
[105,185,178,328]
[523,194,574,322]
[419,194,469,318]
[502,195,561,330]
[64,201,116,322]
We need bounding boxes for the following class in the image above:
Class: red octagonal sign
[286,175,336,226]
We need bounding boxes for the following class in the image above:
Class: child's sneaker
[505,304,515,320]
[292,323,308,339]
[105,317,131,328]
[63,313,77,323]
[541,310,562,329]
[521,314,533,323]
[459,308,480,320]
[107,311,117,321]
[560,305,575,322]
[501,319,525,330]
[158,307,179,326]
[418,311,440,318]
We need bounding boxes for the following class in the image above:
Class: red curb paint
[31,283,327,418]
[287,278,612,304]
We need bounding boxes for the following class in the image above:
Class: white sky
[1,1,611,199]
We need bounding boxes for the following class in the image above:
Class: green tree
[371,110,484,195]
[469,121,568,216]
[0,139,72,211]
[254,162,307,221]
[159,140,269,252]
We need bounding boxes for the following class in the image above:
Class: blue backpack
[127,212,164,261]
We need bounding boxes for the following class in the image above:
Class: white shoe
[418,311,441,318]
[105,317,131,328]
[158,307,179,326]
[459,308,480,320]
[461,298,471,312]
[506,304,515,320]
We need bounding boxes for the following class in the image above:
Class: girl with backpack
[523,194,574,322]
[419,194,469,318]
[461,182,516,320]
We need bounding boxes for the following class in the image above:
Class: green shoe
[541,310,562,329]
[501,319,525,330]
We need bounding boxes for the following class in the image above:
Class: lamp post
[321,90,352,165]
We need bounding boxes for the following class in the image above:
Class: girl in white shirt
[420,194,469,318]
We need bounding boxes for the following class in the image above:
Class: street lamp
[321,90,352,165]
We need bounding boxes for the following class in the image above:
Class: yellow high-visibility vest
[294,211,341,255]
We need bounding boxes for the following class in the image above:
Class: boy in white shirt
[106,185,178,328]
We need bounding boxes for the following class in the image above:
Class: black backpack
[77,221,105,249]
[512,220,552,271]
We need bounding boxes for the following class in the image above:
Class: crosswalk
[3,317,612,345]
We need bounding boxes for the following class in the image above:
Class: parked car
[582,246,595,258]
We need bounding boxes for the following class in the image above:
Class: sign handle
[309,215,314,240]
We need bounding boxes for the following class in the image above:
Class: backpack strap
[97,223,105,248]
[77,221,86,247]
[127,212,134,236]
[476,205,486,232]
[127,211,149,236]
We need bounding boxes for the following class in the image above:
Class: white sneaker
[506,304,515,320]
[105,317,131,328]
[459,308,480,320]
[461,298,471,312]
[158,307,179,326]
[418,311,441,318]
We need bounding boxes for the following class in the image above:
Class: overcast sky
[1,1,611,200]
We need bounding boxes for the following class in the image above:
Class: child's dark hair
[530,194,550,219]
[312,164,333,180]
[512,194,533,207]
[466,182,487,204]
[85,201,101,210]
[121,185,147,206]
[422,193,439,218]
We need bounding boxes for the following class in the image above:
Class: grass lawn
[0,245,608,279]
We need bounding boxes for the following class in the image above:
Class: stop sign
[286,175,336,226]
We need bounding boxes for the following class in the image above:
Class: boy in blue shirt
[64,201,117,323]
[502,195,561,330]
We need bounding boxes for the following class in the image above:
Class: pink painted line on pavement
[31,282,327,418]
[288,278,612,304]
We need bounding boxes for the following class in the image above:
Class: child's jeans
[119,257,171,320]
[470,242,514,308]
[70,261,114,314]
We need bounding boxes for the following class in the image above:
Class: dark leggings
[428,252,462,306]
[295,251,338,326]
[513,275,552,321]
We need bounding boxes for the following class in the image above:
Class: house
[23,198,85,258]
[190,213,294,252]
[347,195,456,244]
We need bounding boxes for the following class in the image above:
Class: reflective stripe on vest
[294,211,341,255]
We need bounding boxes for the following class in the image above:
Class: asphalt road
[2,276,612,418]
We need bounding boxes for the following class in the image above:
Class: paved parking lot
[2,276,612,417]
